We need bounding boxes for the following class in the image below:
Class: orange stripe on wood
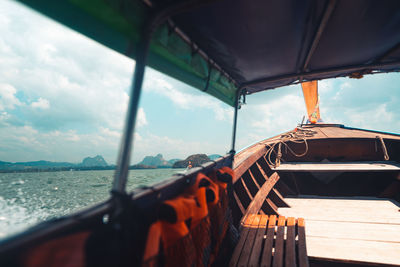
[277,216,286,227]
[259,214,268,228]
[244,214,257,227]
[298,217,305,227]
[268,215,277,228]
[251,214,261,227]
[287,217,296,227]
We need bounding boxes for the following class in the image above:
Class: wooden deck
[273,161,400,172]
[230,215,309,267]
[278,196,400,266]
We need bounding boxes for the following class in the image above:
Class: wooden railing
[232,150,291,226]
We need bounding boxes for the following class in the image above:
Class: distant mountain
[14,160,75,167]
[137,154,171,167]
[129,164,157,169]
[168,159,181,165]
[0,153,222,172]
[0,155,109,172]
[172,154,211,168]
[208,154,222,160]
[81,155,108,167]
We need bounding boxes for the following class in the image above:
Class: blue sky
[0,0,399,164]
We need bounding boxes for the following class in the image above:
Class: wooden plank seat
[230,214,309,267]
[273,161,400,172]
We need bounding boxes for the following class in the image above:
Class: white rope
[265,127,317,168]
[377,136,390,161]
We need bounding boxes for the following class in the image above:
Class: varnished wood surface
[302,126,400,140]
[234,125,400,184]
[279,196,400,265]
[234,144,267,180]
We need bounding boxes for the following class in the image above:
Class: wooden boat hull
[0,125,399,266]
[231,125,400,266]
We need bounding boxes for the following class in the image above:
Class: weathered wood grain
[285,217,296,267]
[272,216,286,267]
[297,218,309,267]
[261,215,276,267]
[248,215,268,267]
[230,214,257,267]
[238,215,261,266]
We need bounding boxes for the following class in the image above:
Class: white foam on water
[11,180,25,185]
[0,196,50,240]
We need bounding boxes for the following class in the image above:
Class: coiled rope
[264,127,317,168]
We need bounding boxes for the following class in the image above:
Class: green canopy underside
[17,0,238,106]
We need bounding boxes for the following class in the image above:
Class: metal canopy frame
[243,60,400,92]
[300,0,337,78]
[112,0,400,194]
[373,42,400,64]
[112,0,239,195]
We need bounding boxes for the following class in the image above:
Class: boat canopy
[17,0,400,106]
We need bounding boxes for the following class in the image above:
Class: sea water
[0,169,183,240]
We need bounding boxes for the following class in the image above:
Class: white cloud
[0,83,21,111]
[248,94,305,132]
[64,130,80,142]
[0,122,121,163]
[0,0,134,134]
[31,97,50,109]
[236,92,306,151]
[134,132,142,142]
[318,80,334,92]
[137,107,147,127]
[343,103,397,130]
[100,127,121,139]
[144,76,233,121]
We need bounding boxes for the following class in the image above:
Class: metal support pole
[229,89,241,166]
[112,0,220,194]
[112,32,152,194]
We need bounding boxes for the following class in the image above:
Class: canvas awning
[17,0,400,107]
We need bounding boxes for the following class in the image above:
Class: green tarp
[15,0,400,106]
[17,0,238,106]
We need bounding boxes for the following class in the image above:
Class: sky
[0,0,399,165]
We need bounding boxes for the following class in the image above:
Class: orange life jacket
[142,168,233,267]
[207,167,234,264]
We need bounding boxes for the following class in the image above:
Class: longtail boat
[1,0,399,266]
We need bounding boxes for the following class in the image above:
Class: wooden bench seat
[230,215,309,267]
[273,161,400,172]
